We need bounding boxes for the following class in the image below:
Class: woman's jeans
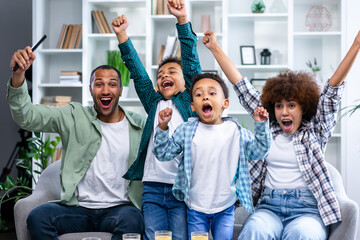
[142,182,187,240]
[187,204,235,240]
[238,188,328,240]
[27,202,144,240]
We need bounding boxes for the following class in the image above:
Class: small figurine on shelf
[260,49,271,65]
[251,0,266,13]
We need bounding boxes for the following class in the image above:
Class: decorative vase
[251,0,266,13]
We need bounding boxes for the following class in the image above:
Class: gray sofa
[14,160,358,240]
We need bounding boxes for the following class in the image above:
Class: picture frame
[240,46,256,65]
[250,78,267,93]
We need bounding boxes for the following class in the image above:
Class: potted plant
[0,132,60,231]
[107,50,130,97]
[251,0,266,13]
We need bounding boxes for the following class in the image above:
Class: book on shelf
[52,148,63,163]
[56,24,82,49]
[56,24,68,49]
[157,45,166,65]
[92,10,111,33]
[158,36,180,62]
[41,96,72,106]
[154,0,169,15]
[61,71,82,76]
[60,71,82,84]
[98,11,111,33]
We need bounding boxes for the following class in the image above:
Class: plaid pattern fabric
[153,117,272,213]
[119,22,201,180]
[233,77,345,226]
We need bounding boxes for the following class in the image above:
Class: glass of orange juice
[155,230,172,240]
[122,233,141,240]
[191,231,208,240]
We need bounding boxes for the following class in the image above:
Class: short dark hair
[90,65,122,87]
[261,70,321,122]
[157,57,182,74]
[190,73,229,101]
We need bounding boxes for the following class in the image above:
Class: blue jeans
[187,204,235,240]
[142,182,187,240]
[238,188,328,240]
[27,202,144,240]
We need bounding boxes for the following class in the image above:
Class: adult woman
[203,30,360,239]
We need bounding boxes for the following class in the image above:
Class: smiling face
[190,78,229,125]
[89,68,122,123]
[156,62,186,100]
[275,99,303,135]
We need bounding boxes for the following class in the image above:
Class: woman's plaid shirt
[233,77,345,226]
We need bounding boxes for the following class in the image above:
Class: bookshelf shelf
[38,83,83,88]
[227,13,288,21]
[38,49,83,54]
[235,65,289,71]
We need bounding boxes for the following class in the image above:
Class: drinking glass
[122,233,141,240]
[155,230,172,240]
[191,231,209,240]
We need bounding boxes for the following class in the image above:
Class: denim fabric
[187,204,235,240]
[238,188,328,240]
[27,202,144,240]
[142,182,187,240]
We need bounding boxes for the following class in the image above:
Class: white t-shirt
[142,100,183,184]
[76,118,131,208]
[189,121,240,214]
[265,133,308,190]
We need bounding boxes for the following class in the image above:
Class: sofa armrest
[326,162,359,240]
[14,190,56,240]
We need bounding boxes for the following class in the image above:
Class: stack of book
[91,10,111,33]
[157,35,181,64]
[152,0,169,15]
[41,96,72,106]
[56,24,82,49]
[59,71,82,84]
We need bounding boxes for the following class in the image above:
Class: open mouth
[282,119,293,131]
[161,80,174,90]
[100,97,112,108]
[202,103,213,117]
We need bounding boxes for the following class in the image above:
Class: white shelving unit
[32,0,345,172]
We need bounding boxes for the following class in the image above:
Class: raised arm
[113,15,158,113]
[11,46,35,88]
[203,31,261,116]
[169,0,201,89]
[8,48,70,133]
[329,31,360,87]
[153,121,184,162]
[203,31,242,85]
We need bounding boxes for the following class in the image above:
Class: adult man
[7,47,145,239]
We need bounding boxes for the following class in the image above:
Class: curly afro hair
[260,70,321,123]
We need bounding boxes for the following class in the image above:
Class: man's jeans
[27,202,144,240]
[238,188,328,240]
[142,182,187,240]
[187,204,235,240]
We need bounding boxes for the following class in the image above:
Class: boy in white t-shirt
[152,73,272,239]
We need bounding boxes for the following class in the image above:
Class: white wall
[343,1,360,239]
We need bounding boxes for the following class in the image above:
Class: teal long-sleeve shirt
[7,80,146,208]
[120,22,202,180]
